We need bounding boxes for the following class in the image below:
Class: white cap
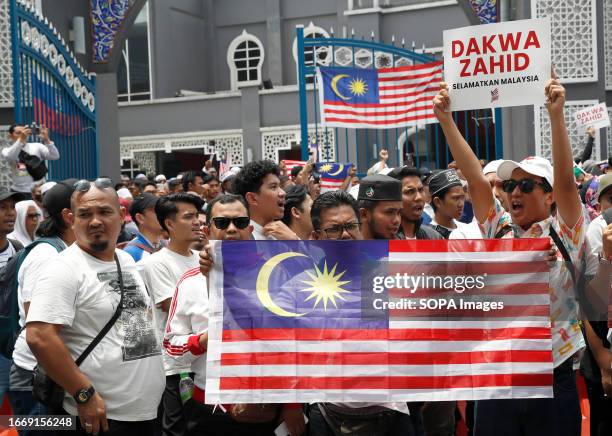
[135,173,148,181]
[379,167,394,176]
[117,187,133,199]
[482,159,504,175]
[40,181,57,196]
[155,174,166,183]
[497,156,554,187]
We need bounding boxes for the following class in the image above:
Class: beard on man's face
[89,240,109,252]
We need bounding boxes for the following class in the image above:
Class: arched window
[227,30,264,91]
[292,22,331,68]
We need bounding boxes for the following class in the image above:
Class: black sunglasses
[212,216,250,230]
[501,178,551,194]
[74,178,113,192]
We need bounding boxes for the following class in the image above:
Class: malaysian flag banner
[316,162,352,193]
[316,61,443,129]
[32,74,83,136]
[282,160,307,174]
[206,239,553,404]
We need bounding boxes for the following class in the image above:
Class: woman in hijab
[8,200,42,246]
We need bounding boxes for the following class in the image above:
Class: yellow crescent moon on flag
[256,252,308,317]
[331,74,351,100]
[328,164,345,176]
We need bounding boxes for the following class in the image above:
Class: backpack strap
[7,239,23,253]
[549,226,594,320]
[433,225,452,240]
[494,225,513,239]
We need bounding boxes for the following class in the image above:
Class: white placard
[443,17,551,112]
[574,103,610,130]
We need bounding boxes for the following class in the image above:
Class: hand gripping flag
[206,239,554,404]
[316,162,353,193]
[317,61,443,129]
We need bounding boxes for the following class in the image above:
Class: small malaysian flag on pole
[317,61,443,129]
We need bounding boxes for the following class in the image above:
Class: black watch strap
[74,385,95,404]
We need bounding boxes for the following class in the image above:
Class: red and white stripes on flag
[318,61,443,129]
[205,239,553,404]
[282,160,306,175]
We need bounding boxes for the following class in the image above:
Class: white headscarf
[8,200,42,246]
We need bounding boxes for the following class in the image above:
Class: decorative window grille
[534,101,600,162]
[532,0,597,83]
[604,0,612,90]
[227,30,264,91]
[292,22,331,68]
[0,0,13,104]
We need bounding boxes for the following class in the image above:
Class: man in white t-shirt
[9,181,75,423]
[163,193,287,435]
[140,192,204,436]
[427,169,469,239]
[26,179,164,435]
[233,160,297,240]
[1,125,59,194]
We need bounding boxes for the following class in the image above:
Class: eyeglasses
[74,178,113,192]
[212,216,250,230]
[319,222,360,239]
[501,178,551,194]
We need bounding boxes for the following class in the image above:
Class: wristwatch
[74,386,95,404]
[597,253,611,266]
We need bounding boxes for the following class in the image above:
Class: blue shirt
[123,233,156,263]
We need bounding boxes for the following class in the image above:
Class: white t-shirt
[585,214,607,276]
[13,239,66,371]
[0,240,17,268]
[140,247,199,375]
[163,268,209,391]
[250,220,276,241]
[27,245,164,421]
[1,141,60,193]
[449,219,484,240]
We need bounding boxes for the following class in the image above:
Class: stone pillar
[240,86,262,162]
[265,0,282,86]
[95,72,121,183]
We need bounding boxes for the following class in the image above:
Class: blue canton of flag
[220,240,389,332]
[319,67,379,104]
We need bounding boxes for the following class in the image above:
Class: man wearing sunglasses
[163,194,286,435]
[434,78,585,435]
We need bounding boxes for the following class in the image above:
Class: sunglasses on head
[212,216,250,230]
[501,178,551,194]
[74,178,113,192]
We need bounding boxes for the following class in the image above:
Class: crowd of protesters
[0,78,610,436]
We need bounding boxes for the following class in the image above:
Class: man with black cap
[9,181,75,420]
[123,193,164,263]
[427,169,468,239]
[357,174,403,240]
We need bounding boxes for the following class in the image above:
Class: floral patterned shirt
[478,198,586,367]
